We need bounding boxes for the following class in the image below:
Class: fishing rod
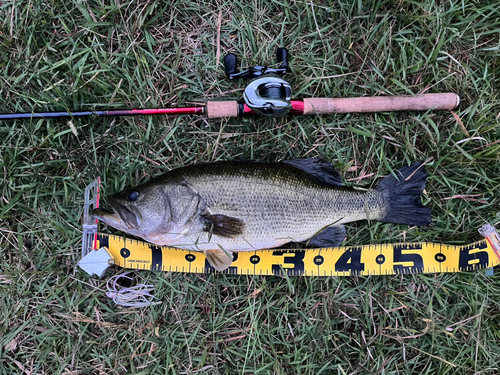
[0,47,460,121]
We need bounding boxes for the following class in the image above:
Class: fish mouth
[93,198,141,230]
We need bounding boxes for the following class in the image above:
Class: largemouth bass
[93,159,431,271]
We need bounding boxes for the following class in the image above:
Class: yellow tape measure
[95,233,500,276]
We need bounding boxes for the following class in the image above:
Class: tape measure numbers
[96,233,500,276]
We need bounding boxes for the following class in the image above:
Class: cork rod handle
[206,101,239,119]
[303,93,460,115]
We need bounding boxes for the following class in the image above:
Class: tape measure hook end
[82,178,100,259]
[479,224,500,261]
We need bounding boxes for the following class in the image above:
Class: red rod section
[0,106,205,120]
[290,100,305,115]
[106,107,205,116]
[242,100,304,116]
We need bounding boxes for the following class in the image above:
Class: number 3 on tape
[271,250,305,275]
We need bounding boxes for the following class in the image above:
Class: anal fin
[204,249,234,271]
[307,225,346,248]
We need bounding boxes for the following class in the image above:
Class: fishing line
[106,273,160,307]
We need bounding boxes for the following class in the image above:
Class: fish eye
[128,190,139,201]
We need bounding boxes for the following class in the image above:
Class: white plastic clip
[78,247,113,278]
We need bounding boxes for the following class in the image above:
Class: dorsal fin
[283,158,343,186]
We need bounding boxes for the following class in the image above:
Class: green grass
[1,0,500,373]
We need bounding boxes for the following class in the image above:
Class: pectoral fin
[204,249,234,271]
[306,225,346,248]
[202,214,244,238]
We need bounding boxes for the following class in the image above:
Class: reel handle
[276,47,289,71]
[223,53,238,78]
[223,47,289,80]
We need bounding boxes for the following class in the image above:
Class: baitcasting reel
[224,47,292,117]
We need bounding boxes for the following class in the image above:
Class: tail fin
[376,161,431,226]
